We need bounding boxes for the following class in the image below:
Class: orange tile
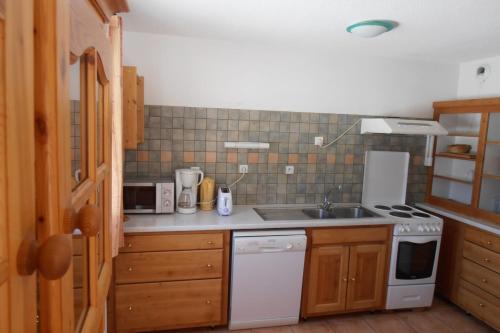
[183,152,194,163]
[206,152,216,163]
[268,153,278,164]
[345,154,354,165]
[413,155,422,166]
[307,153,317,164]
[288,153,298,164]
[227,152,237,163]
[161,151,171,162]
[248,152,259,164]
[138,151,149,161]
[327,154,336,165]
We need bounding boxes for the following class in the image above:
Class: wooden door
[34,0,119,331]
[0,0,38,331]
[305,245,349,315]
[346,243,387,310]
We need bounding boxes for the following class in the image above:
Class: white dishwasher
[229,229,307,330]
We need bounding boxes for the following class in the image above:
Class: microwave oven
[123,179,174,214]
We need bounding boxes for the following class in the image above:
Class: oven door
[388,235,441,286]
[123,183,157,213]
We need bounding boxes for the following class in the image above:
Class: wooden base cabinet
[114,231,229,332]
[302,226,391,318]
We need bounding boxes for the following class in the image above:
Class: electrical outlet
[314,136,324,146]
[239,164,248,174]
[285,165,294,175]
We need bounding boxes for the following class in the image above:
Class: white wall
[457,55,500,98]
[124,31,458,118]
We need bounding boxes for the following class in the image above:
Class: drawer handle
[483,258,490,263]
[487,241,492,245]
[128,306,133,311]
[127,243,132,248]
[206,264,213,269]
[207,241,214,245]
[481,278,488,283]
[342,277,347,282]
[206,300,212,305]
[350,277,356,282]
[479,303,485,308]
[128,267,133,272]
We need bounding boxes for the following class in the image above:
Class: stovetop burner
[412,212,431,218]
[390,211,412,218]
[392,205,413,212]
[374,205,391,210]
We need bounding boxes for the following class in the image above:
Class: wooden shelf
[483,174,500,181]
[447,132,480,137]
[434,174,473,185]
[435,152,476,161]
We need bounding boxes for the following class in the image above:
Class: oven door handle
[393,235,441,244]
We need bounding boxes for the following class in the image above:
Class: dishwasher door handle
[257,244,293,253]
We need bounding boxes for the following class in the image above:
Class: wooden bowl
[447,144,471,154]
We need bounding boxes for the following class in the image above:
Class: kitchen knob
[206,300,212,305]
[430,226,436,232]
[418,225,424,232]
[64,205,101,237]
[128,267,133,272]
[206,264,213,269]
[399,226,405,232]
[342,277,347,282]
[128,306,133,311]
[483,258,490,263]
[479,303,485,307]
[127,243,132,248]
[207,241,214,245]
[424,225,430,232]
[404,225,411,232]
[350,277,356,282]
[286,244,293,249]
[164,200,171,207]
[482,278,488,283]
[435,226,441,232]
[487,241,492,245]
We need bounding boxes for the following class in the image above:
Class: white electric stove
[362,151,443,310]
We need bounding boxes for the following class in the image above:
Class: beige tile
[327,315,375,333]
[363,313,415,333]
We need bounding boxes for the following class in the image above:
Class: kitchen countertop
[416,202,500,236]
[124,204,399,233]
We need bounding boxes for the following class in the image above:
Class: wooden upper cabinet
[306,245,349,315]
[346,243,386,310]
[122,66,144,149]
[428,98,500,225]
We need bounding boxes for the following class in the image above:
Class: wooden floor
[168,298,497,333]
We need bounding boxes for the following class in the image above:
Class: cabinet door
[435,216,464,302]
[306,245,349,315]
[346,244,386,310]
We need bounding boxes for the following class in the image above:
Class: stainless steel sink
[302,208,336,219]
[254,205,380,221]
[329,206,379,218]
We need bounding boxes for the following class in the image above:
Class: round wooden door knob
[65,205,101,236]
[17,234,72,280]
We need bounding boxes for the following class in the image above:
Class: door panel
[346,244,387,310]
[306,245,349,314]
[1,0,38,332]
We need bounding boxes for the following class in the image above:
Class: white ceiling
[121,0,500,62]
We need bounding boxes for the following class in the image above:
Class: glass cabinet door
[479,112,500,213]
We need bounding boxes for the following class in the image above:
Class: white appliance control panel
[393,221,443,236]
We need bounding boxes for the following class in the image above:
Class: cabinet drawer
[464,227,500,254]
[115,250,223,284]
[121,233,223,252]
[116,279,222,332]
[458,279,500,331]
[463,241,500,274]
[461,259,500,298]
[311,227,389,245]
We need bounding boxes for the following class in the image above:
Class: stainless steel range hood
[360,118,448,136]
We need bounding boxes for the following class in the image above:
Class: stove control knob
[404,224,411,232]
[418,225,424,232]
[424,224,430,232]
[435,225,441,232]
[430,225,436,232]
[398,225,406,233]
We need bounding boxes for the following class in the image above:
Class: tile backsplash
[124,106,428,205]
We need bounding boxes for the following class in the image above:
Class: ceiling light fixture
[346,20,397,38]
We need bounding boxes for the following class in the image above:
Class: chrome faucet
[323,185,343,209]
